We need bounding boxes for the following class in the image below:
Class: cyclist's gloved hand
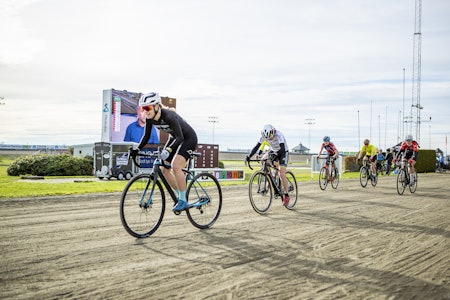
[129,147,138,159]
[160,149,170,160]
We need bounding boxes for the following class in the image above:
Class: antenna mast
[411,0,423,142]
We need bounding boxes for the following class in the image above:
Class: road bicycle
[359,158,378,188]
[120,149,222,238]
[317,155,339,190]
[246,154,298,214]
[396,159,418,195]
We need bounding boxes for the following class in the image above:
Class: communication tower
[410,0,423,142]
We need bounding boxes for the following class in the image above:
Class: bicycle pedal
[173,210,182,216]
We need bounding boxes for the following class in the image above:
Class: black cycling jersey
[137,109,198,160]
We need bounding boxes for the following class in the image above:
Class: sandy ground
[1,173,449,299]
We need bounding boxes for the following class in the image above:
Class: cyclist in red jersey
[393,134,419,186]
[317,136,339,180]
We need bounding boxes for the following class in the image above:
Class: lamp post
[305,118,315,151]
[208,116,219,144]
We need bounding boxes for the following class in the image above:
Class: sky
[1,0,449,154]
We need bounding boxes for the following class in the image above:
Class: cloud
[0,0,46,64]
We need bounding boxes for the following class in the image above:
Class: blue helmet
[323,136,330,142]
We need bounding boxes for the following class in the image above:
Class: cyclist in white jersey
[246,124,291,206]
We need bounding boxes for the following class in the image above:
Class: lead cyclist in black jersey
[129,92,198,212]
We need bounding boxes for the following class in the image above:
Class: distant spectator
[376,148,385,174]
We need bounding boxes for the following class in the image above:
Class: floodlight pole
[208,116,219,144]
[305,118,315,151]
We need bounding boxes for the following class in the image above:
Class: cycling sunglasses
[141,105,154,112]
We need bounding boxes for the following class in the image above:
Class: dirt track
[1,173,449,299]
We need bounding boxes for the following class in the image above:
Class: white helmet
[261,124,275,139]
[405,134,413,141]
[138,92,161,106]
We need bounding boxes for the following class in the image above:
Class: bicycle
[359,158,377,188]
[120,149,222,238]
[246,154,298,214]
[396,158,418,195]
[317,155,339,190]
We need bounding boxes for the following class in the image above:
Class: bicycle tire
[396,169,407,195]
[120,174,165,238]
[359,166,369,188]
[283,170,298,210]
[186,172,222,229]
[371,170,378,187]
[248,171,273,214]
[331,168,339,189]
[319,167,328,190]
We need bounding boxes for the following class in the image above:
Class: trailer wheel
[117,172,125,180]
[125,172,132,180]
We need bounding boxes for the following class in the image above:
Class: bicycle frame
[249,157,283,196]
[137,150,205,211]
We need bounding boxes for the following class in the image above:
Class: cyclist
[375,148,385,174]
[385,148,394,175]
[246,124,291,206]
[317,136,339,180]
[356,139,377,180]
[393,134,419,186]
[130,92,198,212]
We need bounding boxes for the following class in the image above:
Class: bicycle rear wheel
[396,169,407,195]
[359,166,369,188]
[120,174,165,238]
[331,168,339,189]
[283,170,298,210]
[319,167,328,190]
[186,172,222,229]
[249,171,273,214]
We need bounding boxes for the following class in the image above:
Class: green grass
[0,157,360,199]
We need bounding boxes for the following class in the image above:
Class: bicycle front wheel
[371,170,378,187]
[120,174,165,238]
[331,168,339,189]
[249,171,273,214]
[186,172,222,229]
[360,166,369,188]
[396,169,407,195]
[283,170,298,210]
[319,167,328,190]
[409,173,417,193]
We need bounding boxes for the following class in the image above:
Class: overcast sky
[1,0,449,153]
